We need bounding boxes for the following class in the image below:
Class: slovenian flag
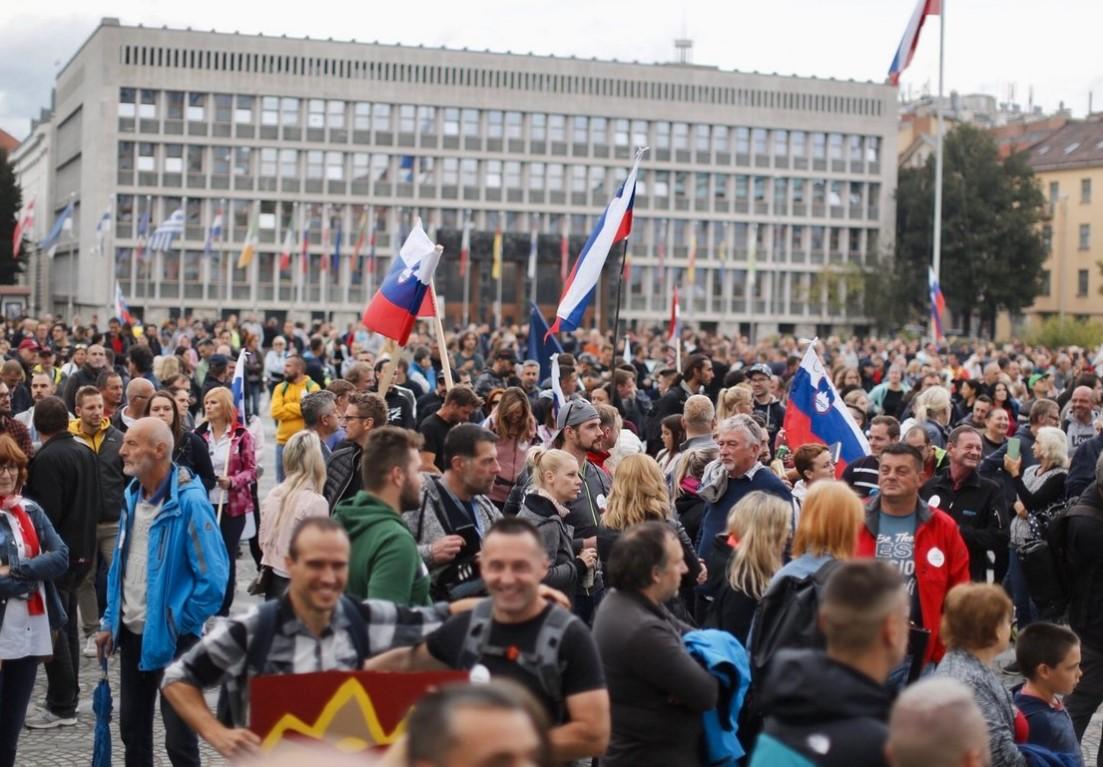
[928,266,946,341]
[888,0,941,86]
[114,282,135,325]
[783,344,870,477]
[547,149,642,337]
[231,348,248,425]
[361,218,441,346]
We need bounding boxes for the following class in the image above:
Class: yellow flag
[491,226,503,280]
[687,226,698,284]
[237,203,259,269]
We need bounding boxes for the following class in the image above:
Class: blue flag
[527,302,563,382]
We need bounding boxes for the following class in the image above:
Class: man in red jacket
[856,442,969,677]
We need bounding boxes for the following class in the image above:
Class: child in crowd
[1013,622,1084,764]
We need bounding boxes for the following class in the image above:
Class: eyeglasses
[0,465,19,474]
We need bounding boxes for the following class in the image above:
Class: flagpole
[179,195,188,321]
[610,238,630,366]
[462,212,471,327]
[105,195,116,321]
[430,280,454,391]
[931,0,945,339]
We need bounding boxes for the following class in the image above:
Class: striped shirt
[842,455,880,499]
[161,594,450,724]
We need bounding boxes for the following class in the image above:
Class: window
[504,161,521,189]
[460,159,477,187]
[736,128,751,154]
[306,150,324,179]
[398,104,415,133]
[1040,270,1050,295]
[572,116,588,144]
[571,165,587,193]
[848,134,862,161]
[654,121,670,149]
[590,117,607,145]
[866,136,880,163]
[328,101,346,130]
[530,113,547,141]
[529,162,545,190]
[419,106,437,135]
[117,141,135,171]
[486,110,504,139]
[653,171,669,198]
[260,148,278,177]
[791,131,806,158]
[163,144,183,173]
[792,178,805,203]
[505,111,522,139]
[353,102,371,131]
[753,177,767,203]
[212,146,230,176]
[325,152,344,181]
[672,122,689,150]
[139,89,158,119]
[812,132,826,159]
[370,155,388,181]
[614,119,629,147]
[1078,269,1089,296]
[372,103,391,132]
[166,91,184,120]
[281,97,300,127]
[118,87,136,118]
[1080,223,1090,250]
[281,149,298,178]
[631,120,648,148]
[828,133,843,160]
[752,128,768,155]
[694,124,710,152]
[547,163,564,191]
[1049,182,1059,205]
[234,95,254,124]
[674,171,688,199]
[233,147,252,176]
[308,99,325,129]
[713,173,727,201]
[214,94,232,124]
[1042,224,1053,253]
[1083,178,1093,204]
[261,97,279,126]
[461,108,478,137]
[773,130,788,156]
[713,125,729,153]
[187,93,205,122]
[442,157,459,185]
[735,175,749,202]
[695,173,709,200]
[485,160,502,188]
[548,114,565,142]
[443,108,460,137]
[137,143,155,172]
[589,166,604,196]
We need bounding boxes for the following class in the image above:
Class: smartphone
[1006,437,1021,461]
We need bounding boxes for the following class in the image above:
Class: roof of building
[1026,117,1103,171]
[0,129,19,153]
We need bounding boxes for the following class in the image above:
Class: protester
[195,387,257,616]
[769,479,863,585]
[323,392,388,511]
[418,385,482,473]
[300,390,338,460]
[14,371,55,450]
[934,583,1023,767]
[0,433,69,763]
[647,354,714,454]
[656,413,687,478]
[791,443,836,505]
[842,415,900,498]
[62,343,108,413]
[886,677,990,767]
[1013,622,1083,762]
[270,356,321,482]
[0,382,33,459]
[143,390,216,491]
[982,406,1010,458]
[593,522,718,767]
[485,387,538,508]
[113,377,155,433]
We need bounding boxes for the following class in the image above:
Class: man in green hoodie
[334,426,430,605]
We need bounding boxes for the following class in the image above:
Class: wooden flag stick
[430,281,454,391]
[378,338,400,396]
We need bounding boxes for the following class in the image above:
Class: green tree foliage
[0,149,26,285]
[880,124,1048,336]
[1026,315,1103,349]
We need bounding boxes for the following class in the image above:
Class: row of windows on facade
[117,89,884,163]
[1047,179,1094,206]
[109,196,879,256]
[118,48,885,117]
[1039,269,1095,298]
[115,142,882,208]
[1041,222,1094,252]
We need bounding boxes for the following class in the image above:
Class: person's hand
[537,584,571,609]
[696,563,709,585]
[578,548,598,569]
[0,564,9,577]
[216,477,232,490]
[205,725,261,759]
[95,631,113,662]
[1014,500,1027,519]
[430,535,465,564]
[581,536,597,551]
[1003,454,1022,478]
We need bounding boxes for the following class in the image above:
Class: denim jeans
[218,512,247,616]
[275,442,286,483]
[1005,545,1037,629]
[0,656,39,767]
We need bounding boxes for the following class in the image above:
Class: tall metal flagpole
[462,211,471,327]
[931,0,946,328]
[611,238,630,362]
[180,195,188,320]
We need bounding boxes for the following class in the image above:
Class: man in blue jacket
[95,417,228,767]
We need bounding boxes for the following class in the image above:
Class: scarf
[3,495,45,615]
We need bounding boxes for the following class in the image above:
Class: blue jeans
[275,442,285,483]
[0,656,39,767]
[1005,545,1036,628]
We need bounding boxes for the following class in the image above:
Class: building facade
[25,18,897,336]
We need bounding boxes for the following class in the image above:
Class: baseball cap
[746,363,772,379]
[1028,371,1050,388]
[552,400,600,445]
[494,348,518,362]
[18,339,39,351]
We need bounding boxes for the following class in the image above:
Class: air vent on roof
[1064,142,1080,154]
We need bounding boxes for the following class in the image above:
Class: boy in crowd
[1013,622,1083,761]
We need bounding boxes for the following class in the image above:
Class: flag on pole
[527,302,563,382]
[278,221,295,273]
[491,222,503,280]
[623,335,632,365]
[114,282,135,325]
[95,199,113,254]
[527,228,538,281]
[12,198,34,260]
[668,285,681,344]
[547,149,642,337]
[237,204,258,269]
[38,200,75,255]
[148,208,184,253]
[686,224,698,284]
[782,343,871,477]
[299,207,311,274]
[888,0,941,86]
[458,217,471,278]
[928,266,946,341]
[320,205,331,272]
[133,204,151,262]
[204,202,224,256]
[550,353,565,418]
[351,209,370,265]
[559,219,569,284]
[330,215,343,273]
[361,218,442,345]
[231,348,248,425]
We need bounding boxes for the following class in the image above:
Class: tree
[889,124,1048,337]
[0,149,26,285]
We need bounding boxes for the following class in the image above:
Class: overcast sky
[1,0,1100,141]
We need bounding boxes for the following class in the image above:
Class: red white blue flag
[928,266,946,340]
[888,0,941,86]
[782,344,870,477]
[361,218,441,346]
[668,285,681,344]
[547,150,642,337]
[114,282,135,325]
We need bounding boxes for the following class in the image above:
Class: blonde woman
[516,447,596,598]
[604,454,704,619]
[912,385,953,448]
[258,430,329,599]
[703,491,792,643]
[770,480,863,586]
[716,384,754,422]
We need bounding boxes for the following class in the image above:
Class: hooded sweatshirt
[333,490,430,606]
[751,648,893,767]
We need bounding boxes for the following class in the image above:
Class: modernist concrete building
[19,18,897,336]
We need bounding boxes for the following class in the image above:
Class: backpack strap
[246,600,283,675]
[530,605,576,703]
[457,599,496,670]
[339,594,371,665]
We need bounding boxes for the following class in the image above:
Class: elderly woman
[263,336,289,394]
[870,364,910,419]
[0,434,69,766]
[935,583,1024,767]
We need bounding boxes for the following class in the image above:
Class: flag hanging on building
[114,282,135,325]
[686,224,698,284]
[547,149,642,337]
[237,204,258,269]
[94,198,113,254]
[668,284,681,343]
[361,218,441,346]
[351,209,370,265]
[204,202,224,256]
[330,214,343,273]
[148,208,184,253]
[320,205,332,272]
[134,203,151,262]
[491,222,503,280]
[527,302,563,382]
[12,198,34,260]
[527,228,538,281]
[300,207,311,274]
[783,343,871,477]
[887,0,941,86]
[928,266,946,341]
[278,221,295,273]
[38,200,75,256]
[231,348,248,425]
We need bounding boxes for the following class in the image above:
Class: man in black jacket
[1067,431,1103,500]
[750,560,909,767]
[23,396,101,729]
[62,343,109,413]
[324,392,387,511]
[646,354,713,455]
[920,425,1009,583]
[1061,454,1103,746]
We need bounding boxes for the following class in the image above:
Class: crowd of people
[1,310,1103,766]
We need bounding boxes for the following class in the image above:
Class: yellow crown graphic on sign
[260,677,407,753]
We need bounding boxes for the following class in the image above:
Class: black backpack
[1018,498,1103,620]
[747,558,842,683]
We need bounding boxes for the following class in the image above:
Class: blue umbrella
[92,656,112,767]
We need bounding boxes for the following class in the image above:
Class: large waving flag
[149,208,184,253]
[38,200,75,255]
[12,198,34,260]
[888,0,941,86]
[783,344,871,477]
[361,218,441,345]
[231,348,248,425]
[547,149,643,336]
[928,266,946,341]
[114,282,135,325]
[527,302,563,382]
